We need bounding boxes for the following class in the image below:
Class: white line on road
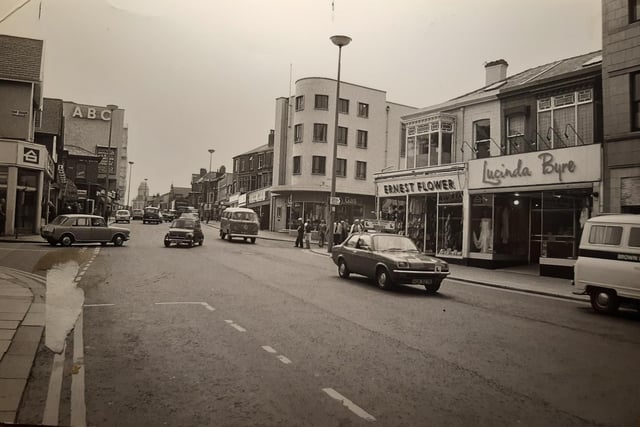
[84,303,115,307]
[201,302,215,311]
[322,388,376,422]
[71,313,87,427]
[154,301,216,311]
[42,342,66,426]
[276,355,292,365]
[230,323,247,332]
[224,320,233,323]
[261,345,277,353]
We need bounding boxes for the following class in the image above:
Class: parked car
[573,214,640,314]
[164,217,204,247]
[143,207,162,224]
[162,210,176,222]
[132,209,144,220]
[41,214,130,247]
[219,207,259,243]
[331,232,450,292]
[115,209,131,223]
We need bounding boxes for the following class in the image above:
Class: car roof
[587,214,640,225]
[60,214,104,219]
[223,207,255,213]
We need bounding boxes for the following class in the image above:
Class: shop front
[247,187,271,230]
[466,143,602,277]
[376,167,467,263]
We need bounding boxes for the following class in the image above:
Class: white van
[573,214,640,314]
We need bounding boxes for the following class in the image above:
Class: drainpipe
[384,105,390,167]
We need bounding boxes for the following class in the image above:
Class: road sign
[329,197,341,206]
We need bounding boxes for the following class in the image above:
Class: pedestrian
[341,220,349,242]
[295,217,304,248]
[333,219,343,246]
[350,219,364,234]
[303,219,312,249]
[318,219,327,247]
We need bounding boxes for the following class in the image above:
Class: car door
[340,235,360,274]
[90,217,110,242]
[355,234,377,278]
[72,217,91,242]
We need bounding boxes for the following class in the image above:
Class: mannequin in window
[473,218,493,253]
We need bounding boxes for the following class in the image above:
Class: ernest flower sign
[468,144,601,189]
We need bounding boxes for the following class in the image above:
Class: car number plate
[412,279,432,285]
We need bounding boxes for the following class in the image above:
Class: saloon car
[132,209,144,220]
[143,207,162,224]
[331,233,450,293]
[115,209,131,223]
[41,214,130,247]
[164,218,204,247]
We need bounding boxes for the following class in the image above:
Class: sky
[1,0,602,196]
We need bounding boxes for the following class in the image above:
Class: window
[294,124,303,143]
[629,227,640,247]
[474,119,491,159]
[258,154,264,169]
[295,95,304,111]
[400,124,406,158]
[313,123,328,142]
[403,117,455,169]
[315,94,329,110]
[358,102,369,118]
[356,161,366,179]
[630,0,640,23]
[338,98,349,114]
[240,159,246,171]
[248,157,254,170]
[337,126,348,145]
[234,159,238,172]
[336,158,347,177]
[357,130,368,148]
[266,152,273,167]
[293,156,301,174]
[632,72,640,131]
[588,225,623,245]
[312,156,326,175]
[506,114,527,154]
[537,88,594,149]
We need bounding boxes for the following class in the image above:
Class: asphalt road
[6,222,640,426]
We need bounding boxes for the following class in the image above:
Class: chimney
[268,129,274,147]
[484,59,508,86]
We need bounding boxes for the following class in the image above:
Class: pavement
[0,219,586,424]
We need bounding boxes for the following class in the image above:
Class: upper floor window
[257,154,264,169]
[293,156,301,174]
[312,156,326,175]
[313,123,328,142]
[336,158,347,177]
[506,114,527,154]
[337,126,348,145]
[473,119,491,159]
[356,161,367,179]
[265,152,273,167]
[537,88,594,148]
[294,124,303,143]
[631,0,640,23]
[295,95,304,111]
[632,72,640,131]
[404,118,454,169]
[338,98,349,114]
[234,159,238,172]
[315,95,329,110]
[240,159,246,171]
[400,124,406,158]
[357,130,368,148]
[248,157,254,170]
[358,102,369,118]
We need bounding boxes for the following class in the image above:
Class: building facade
[602,0,640,213]
[271,77,416,231]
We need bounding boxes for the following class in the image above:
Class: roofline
[499,65,601,96]
[295,77,387,94]
[402,92,499,119]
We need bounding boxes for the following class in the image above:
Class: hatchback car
[331,233,450,292]
[164,218,204,247]
[219,207,259,243]
[115,209,131,223]
[41,214,131,247]
[132,209,144,220]
[143,207,162,224]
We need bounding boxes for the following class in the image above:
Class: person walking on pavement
[303,219,312,249]
[295,217,304,248]
[341,220,349,242]
[318,219,327,247]
[333,219,343,246]
[350,219,364,234]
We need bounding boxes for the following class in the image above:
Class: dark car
[143,207,162,224]
[41,214,130,247]
[331,233,450,293]
[164,218,204,247]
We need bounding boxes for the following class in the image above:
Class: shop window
[632,72,640,131]
[589,225,622,245]
[357,130,368,148]
[312,156,326,175]
[313,123,328,142]
[407,195,436,253]
[294,124,303,143]
[356,161,367,180]
[293,156,301,174]
[295,95,304,111]
[474,119,491,159]
[338,98,349,114]
[358,102,369,118]
[337,126,348,145]
[315,95,329,110]
[437,192,463,256]
[470,194,494,254]
[336,158,347,177]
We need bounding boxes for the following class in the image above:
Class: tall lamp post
[207,148,215,220]
[126,161,134,210]
[144,178,148,207]
[104,104,118,210]
[327,35,351,253]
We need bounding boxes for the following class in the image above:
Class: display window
[470,194,494,254]
[437,192,463,257]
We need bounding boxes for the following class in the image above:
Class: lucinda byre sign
[468,144,601,189]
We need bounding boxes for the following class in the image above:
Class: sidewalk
[205,221,585,302]
[0,234,43,244]
[0,267,46,424]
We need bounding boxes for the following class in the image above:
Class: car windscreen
[51,216,69,225]
[373,235,419,251]
[171,219,195,229]
[231,211,258,221]
[116,210,129,215]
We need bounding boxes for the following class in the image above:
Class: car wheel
[60,234,74,247]
[376,267,393,290]
[424,280,441,294]
[590,289,619,314]
[198,239,203,246]
[338,259,350,279]
[164,240,171,247]
[250,237,256,244]
[47,238,57,246]
[227,233,232,242]
[112,234,124,247]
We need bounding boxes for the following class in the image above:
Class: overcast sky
[1,0,602,195]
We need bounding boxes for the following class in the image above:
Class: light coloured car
[219,207,259,243]
[115,209,131,223]
[132,209,144,220]
[41,214,131,247]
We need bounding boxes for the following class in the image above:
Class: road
[5,222,640,426]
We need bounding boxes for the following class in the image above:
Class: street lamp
[208,149,216,173]
[126,161,134,210]
[104,104,118,203]
[207,148,215,220]
[144,178,148,206]
[327,34,351,253]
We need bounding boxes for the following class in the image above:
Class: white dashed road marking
[276,355,292,365]
[84,303,115,307]
[322,388,376,422]
[155,302,216,311]
[230,323,246,332]
[261,346,277,354]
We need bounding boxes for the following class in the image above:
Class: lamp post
[144,178,148,207]
[327,34,351,253]
[104,104,118,207]
[207,149,215,220]
[126,161,134,210]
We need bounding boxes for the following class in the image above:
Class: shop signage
[468,144,601,189]
[23,147,40,164]
[248,189,267,204]
[71,105,113,121]
[17,143,45,168]
[96,146,117,176]
[378,177,458,196]
[341,196,359,205]
[239,193,247,207]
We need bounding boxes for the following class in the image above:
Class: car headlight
[397,261,409,268]
[186,233,193,238]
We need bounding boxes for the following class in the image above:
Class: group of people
[294,217,367,249]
